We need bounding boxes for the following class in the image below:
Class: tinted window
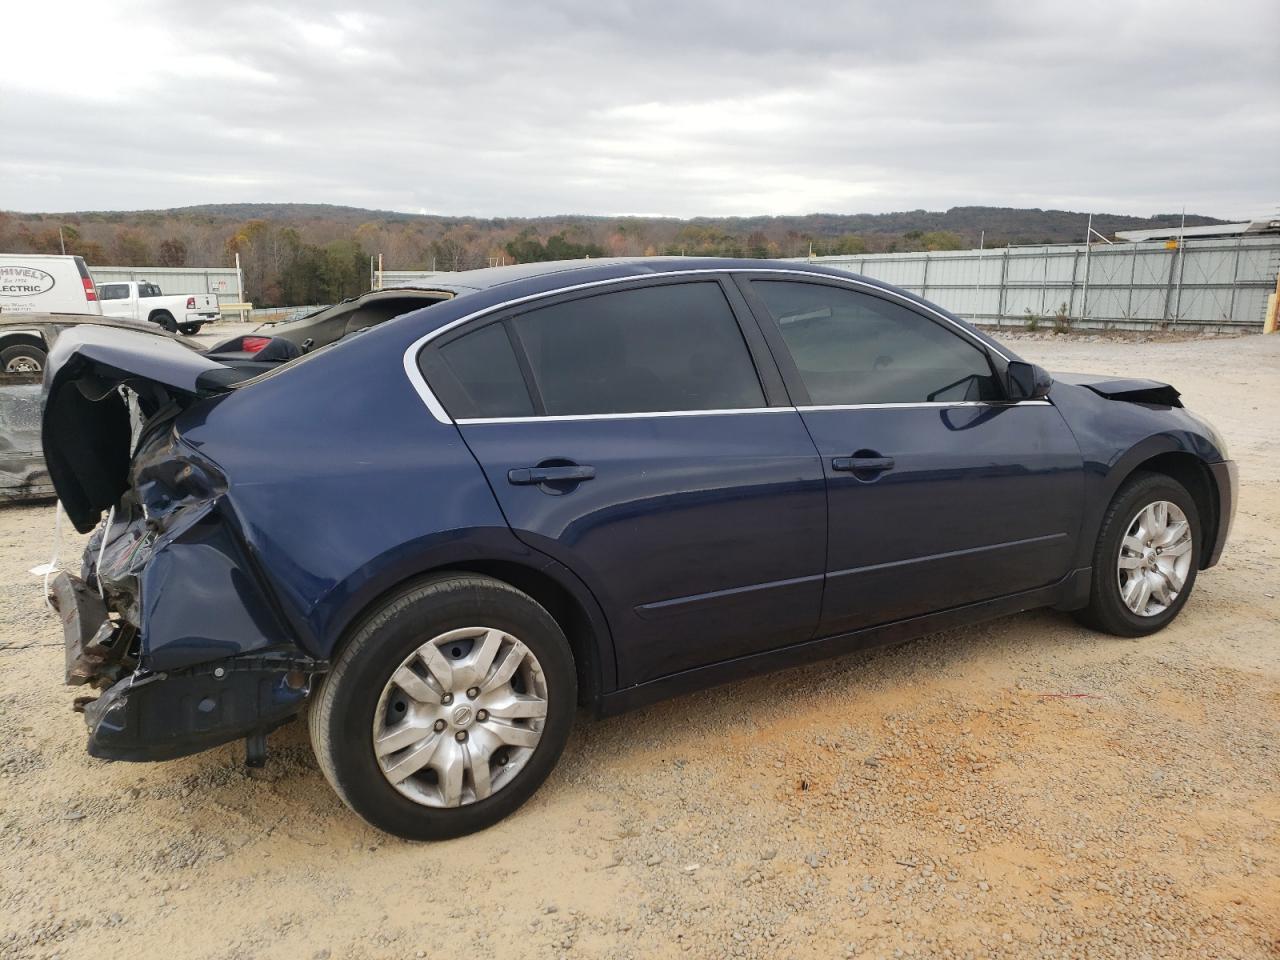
[98,284,128,300]
[513,283,764,416]
[752,281,1001,404]
[139,283,162,297]
[437,322,534,418]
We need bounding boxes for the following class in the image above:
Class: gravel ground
[0,332,1276,960]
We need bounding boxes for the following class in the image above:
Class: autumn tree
[113,228,151,265]
[157,238,188,267]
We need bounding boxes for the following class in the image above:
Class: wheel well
[0,333,48,354]
[1127,452,1218,568]
[149,309,173,322]
[449,560,602,707]
[335,561,605,708]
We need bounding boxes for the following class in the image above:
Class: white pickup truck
[97,280,220,334]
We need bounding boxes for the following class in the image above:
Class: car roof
[403,256,901,295]
[366,257,1019,366]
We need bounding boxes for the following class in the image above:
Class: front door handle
[508,464,596,485]
[832,455,895,475]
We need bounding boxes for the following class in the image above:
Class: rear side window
[751,281,1001,405]
[98,284,128,300]
[512,282,764,416]
[435,322,534,418]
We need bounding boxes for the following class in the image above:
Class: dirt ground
[1,332,1276,960]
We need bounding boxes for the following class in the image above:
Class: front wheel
[309,573,576,840]
[1075,472,1200,636]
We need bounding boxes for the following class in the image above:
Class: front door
[741,277,1084,637]
[419,278,828,687]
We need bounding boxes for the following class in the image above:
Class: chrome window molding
[798,399,1051,412]
[456,407,789,425]
[454,399,1052,426]
[401,267,1014,425]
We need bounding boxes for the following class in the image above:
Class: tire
[150,310,178,333]
[309,572,576,840]
[179,323,203,335]
[1074,471,1201,637]
[1,343,47,374]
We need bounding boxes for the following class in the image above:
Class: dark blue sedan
[42,258,1236,839]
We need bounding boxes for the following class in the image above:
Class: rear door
[739,276,1085,637]
[419,277,828,687]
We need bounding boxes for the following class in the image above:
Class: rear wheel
[1,343,47,374]
[150,310,178,333]
[1075,472,1200,636]
[309,573,576,840]
[179,322,202,335]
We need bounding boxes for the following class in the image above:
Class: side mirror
[1006,360,1053,400]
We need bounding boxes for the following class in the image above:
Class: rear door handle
[831,456,895,473]
[508,464,596,485]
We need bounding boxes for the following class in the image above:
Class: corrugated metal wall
[88,265,242,308]
[799,236,1279,330]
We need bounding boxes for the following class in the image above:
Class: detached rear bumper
[50,570,321,762]
[1204,460,1238,569]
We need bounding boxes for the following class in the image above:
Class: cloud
[1,0,1276,218]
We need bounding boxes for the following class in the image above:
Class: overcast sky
[2,0,1276,219]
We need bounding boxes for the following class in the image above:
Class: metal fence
[798,236,1280,331]
[88,265,243,309]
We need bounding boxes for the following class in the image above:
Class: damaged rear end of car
[43,326,321,763]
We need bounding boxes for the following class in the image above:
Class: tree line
[0,205,1221,307]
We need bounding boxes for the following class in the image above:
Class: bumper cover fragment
[83,658,318,762]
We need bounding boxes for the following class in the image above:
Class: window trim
[403,268,1016,425]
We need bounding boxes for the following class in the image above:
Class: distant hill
[0,203,1229,306]
[30,202,1226,245]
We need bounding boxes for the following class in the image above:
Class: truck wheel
[180,323,203,335]
[150,311,178,333]
[1,343,47,373]
[309,572,576,840]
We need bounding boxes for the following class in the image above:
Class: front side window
[512,282,765,416]
[98,284,128,300]
[751,281,1001,405]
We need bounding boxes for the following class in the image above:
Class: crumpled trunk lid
[41,325,240,532]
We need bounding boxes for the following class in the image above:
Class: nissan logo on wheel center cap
[452,704,474,726]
